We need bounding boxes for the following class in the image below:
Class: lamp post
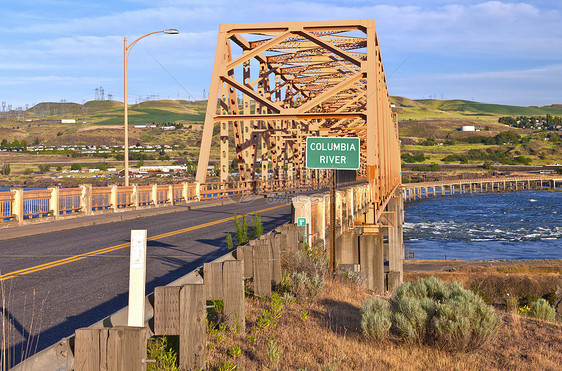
[123,29,178,186]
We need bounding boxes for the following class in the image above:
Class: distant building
[461,125,476,132]
[61,119,76,124]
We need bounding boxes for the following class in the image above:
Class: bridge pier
[386,192,404,291]
[359,233,385,292]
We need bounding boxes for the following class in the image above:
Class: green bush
[527,298,556,321]
[361,298,392,341]
[361,277,500,351]
[147,336,180,371]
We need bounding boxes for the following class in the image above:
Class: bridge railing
[0,177,330,226]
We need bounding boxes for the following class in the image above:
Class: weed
[292,271,325,300]
[233,211,248,246]
[281,292,296,305]
[526,299,556,321]
[227,345,241,358]
[226,233,234,250]
[267,336,281,366]
[146,336,180,371]
[251,212,263,239]
[218,360,237,371]
[300,309,309,323]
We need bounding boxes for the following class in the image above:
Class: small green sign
[306,137,360,170]
[297,217,307,244]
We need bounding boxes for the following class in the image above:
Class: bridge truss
[196,20,401,224]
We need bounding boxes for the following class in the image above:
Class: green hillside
[26,99,207,125]
[412,99,562,116]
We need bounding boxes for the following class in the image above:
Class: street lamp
[123,29,179,186]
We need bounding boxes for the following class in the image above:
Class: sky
[1,0,561,109]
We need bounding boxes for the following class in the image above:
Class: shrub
[146,336,180,371]
[361,277,500,351]
[233,211,249,246]
[527,298,556,321]
[226,233,234,250]
[431,293,500,351]
[291,271,325,300]
[252,212,263,239]
[361,298,392,341]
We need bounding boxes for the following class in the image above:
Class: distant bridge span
[402,176,561,202]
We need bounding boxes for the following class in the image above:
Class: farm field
[0,97,561,186]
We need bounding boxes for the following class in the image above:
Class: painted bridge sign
[305,137,360,170]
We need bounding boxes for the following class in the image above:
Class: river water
[404,190,562,260]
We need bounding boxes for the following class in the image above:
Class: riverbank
[201,258,561,370]
[405,259,561,305]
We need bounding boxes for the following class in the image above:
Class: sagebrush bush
[361,298,392,341]
[361,277,500,351]
[291,271,325,300]
[527,298,556,321]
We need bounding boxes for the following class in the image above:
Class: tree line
[499,114,562,129]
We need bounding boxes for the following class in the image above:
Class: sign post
[305,137,360,274]
[297,217,307,245]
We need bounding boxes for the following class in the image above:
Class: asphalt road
[0,194,294,367]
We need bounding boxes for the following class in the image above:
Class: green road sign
[297,217,307,244]
[305,137,360,170]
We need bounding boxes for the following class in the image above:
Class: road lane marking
[0,202,290,281]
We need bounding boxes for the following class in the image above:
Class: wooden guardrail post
[154,286,181,335]
[269,234,282,285]
[253,240,272,297]
[180,284,206,370]
[222,260,245,331]
[74,327,148,371]
[203,262,224,300]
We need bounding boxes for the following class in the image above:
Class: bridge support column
[386,195,404,292]
[359,233,384,293]
[336,230,359,266]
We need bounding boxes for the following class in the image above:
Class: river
[404,190,561,260]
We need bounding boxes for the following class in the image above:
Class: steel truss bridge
[196,20,401,230]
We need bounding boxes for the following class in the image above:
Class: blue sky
[1,0,561,108]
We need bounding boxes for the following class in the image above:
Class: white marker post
[128,229,147,327]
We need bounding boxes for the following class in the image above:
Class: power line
[145,50,195,101]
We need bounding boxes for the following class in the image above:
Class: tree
[70,163,82,171]
[1,163,10,175]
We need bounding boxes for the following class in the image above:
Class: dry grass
[404,260,561,305]
[205,263,562,370]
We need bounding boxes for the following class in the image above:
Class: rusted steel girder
[196,20,401,224]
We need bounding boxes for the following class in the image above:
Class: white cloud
[2,1,562,106]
